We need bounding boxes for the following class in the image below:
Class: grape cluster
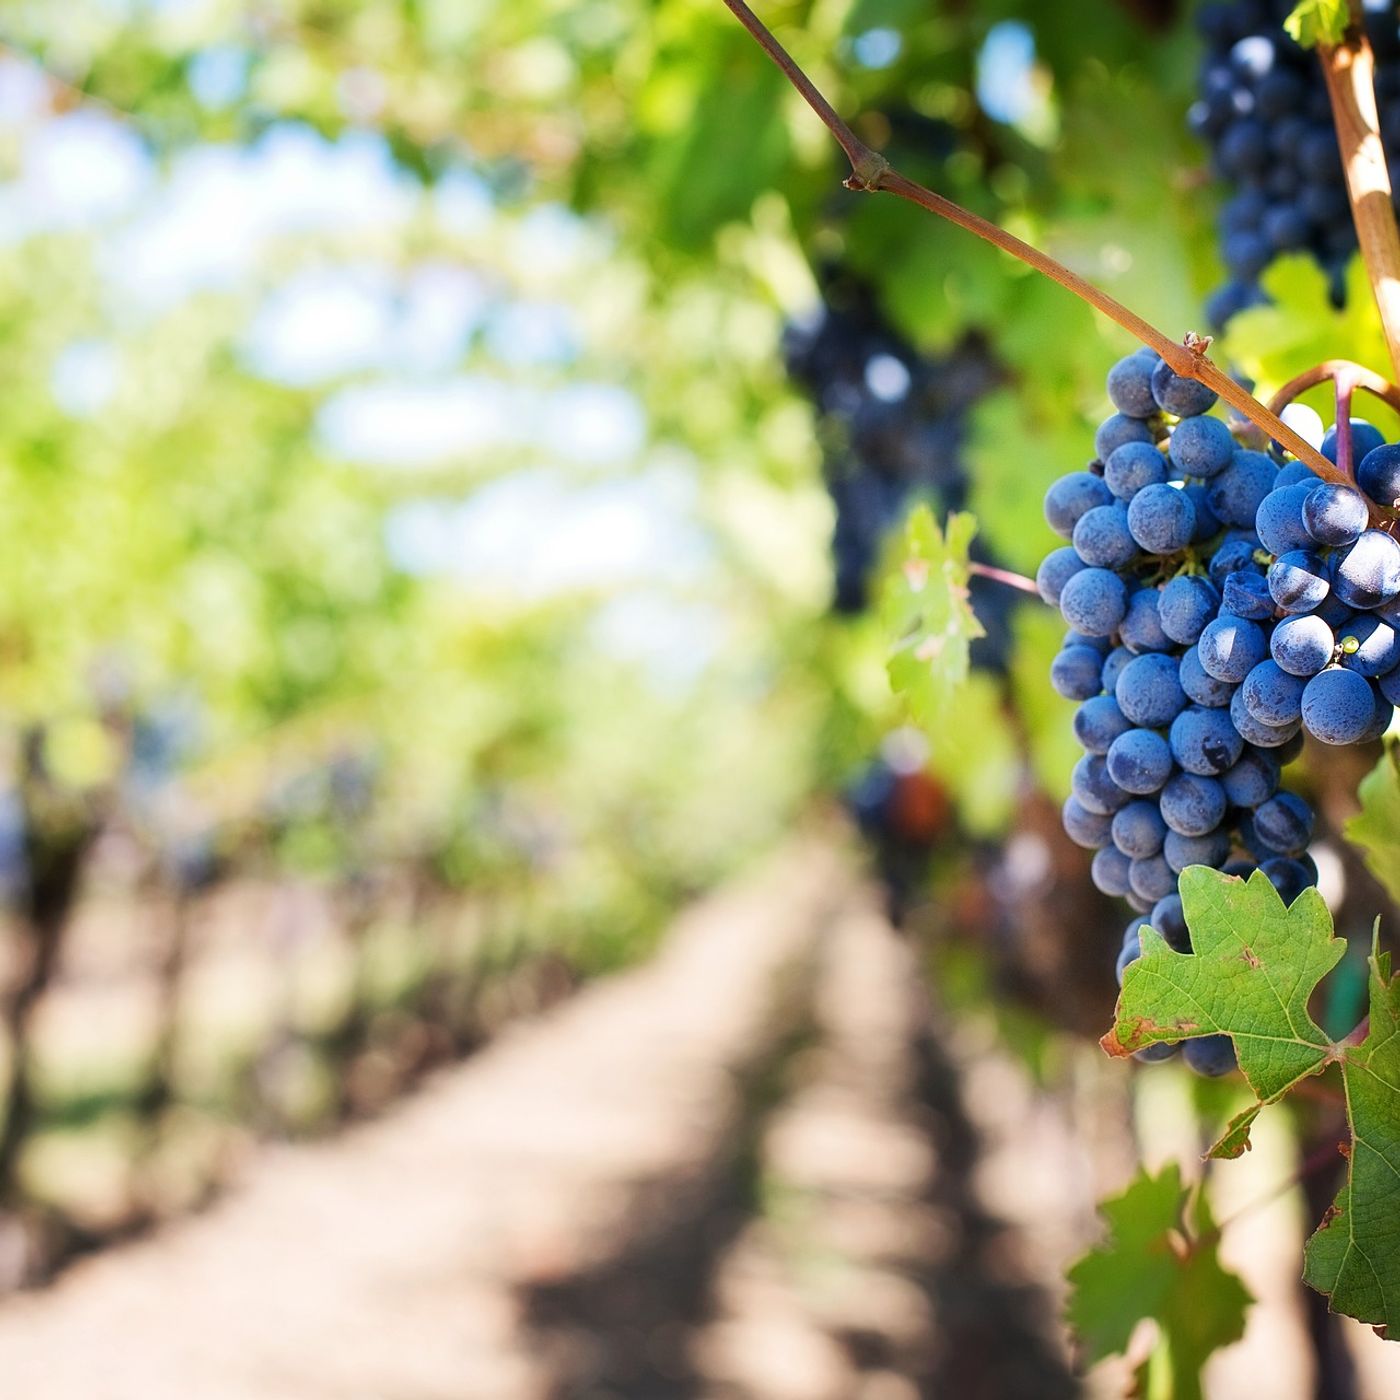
[1042,349,1400,1076]
[783,272,1014,660]
[1190,0,1400,326]
[846,732,951,915]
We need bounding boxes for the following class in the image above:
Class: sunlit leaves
[1066,1163,1251,1399]
[1304,930,1400,1337]
[1102,867,1400,1336]
[1345,743,1400,908]
[1284,0,1352,49]
[881,505,983,725]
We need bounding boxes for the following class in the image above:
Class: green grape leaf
[1303,928,1400,1337]
[882,506,984,725]
[1066,1162,1251,1397]
[1101,868,1400,1337]
[1345,743,1400,908]
[1101,867,1342,1117]
[1284,0,1352,48]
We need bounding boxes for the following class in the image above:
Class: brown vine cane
[717,0,1348,486]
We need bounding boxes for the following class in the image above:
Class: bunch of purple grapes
[1040,348,1400,1076]
[1190,0,1400,326]
[783,272,1011,649]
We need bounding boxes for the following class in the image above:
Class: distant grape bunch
[1040,348,1400,1076]
[1191,0,1400,326]
[783,272,1015,660]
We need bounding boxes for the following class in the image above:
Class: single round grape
[1302,481,1368,547]
[1045,470,1115,538]
[1262,201,1308,250]
[1151,361,1218,417]
[1169,704,1244,776]
[1073,502,1139,569]
[1072,753,1132,815]
[1037,546,1086,605]
[1168,414,1236,478]
[1127,483,1196,553]
[1259,855,1316,903]
[1337,614,1400,677]
[1241,659,1307,726]
[1223,227,1270,276]
[1063,795,1112,849]
[1164,826,1232,873]
[1129,853,1178,902]
[1360,695,1394,742]
[1133,1041,1183,1064]
[1106,351,1160,418]
[1271,613,1335,677]
[1074,695,1134,754]
[1267,549,1330,612]
[1301,666,1379,744]
[1253,790,1314,857]
[1333,530,1400,610]
[1064,628,1112,656]
[1116,652,1188,727]
[1116,918,1148,985]
[1208,533,1265,586]
[1060,567,1129,636]
[1221,569,1274,621]
[1092,845,1134,898]
[1096,412,1155,462]
[1379,663,1400,707]
[1179,644,1237,708]
[1357,440,1400,510]
[1255,482,1314,556]
[1160,772,1227,837]
[1112,797,1170,857]
[1106,729,1175,797]
[1119,587,1172,654]
[1229,684,1302,747]
[1274,461,1321,489]
[1159,575,1221,645]
[1206,451,1276,527]
[1150,892,1190,952]
[1322,417,1387,465]
[1317,590,1354,627]
[1198,615,1269,682]
[1101,645,1134,694]
[1183,1035,1237,1077]
[1051,645,1106,700]
[1184,483,1222,542]
[1104,441,1168,501]
[1220,747,1280,807]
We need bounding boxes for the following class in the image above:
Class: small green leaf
[881,505,984,725]
[1304,929,1400,1337]
[1284,0,1352,48]
[1102,867,1342,1114]
[1345,743,1400,908]
[1067,1163,1251,1397]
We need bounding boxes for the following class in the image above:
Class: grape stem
[1320,8,1400,385]
[1267,359,1400,417]
[717,0,1344,483]
[1335,376,1356,481]
[966,561,1040,595]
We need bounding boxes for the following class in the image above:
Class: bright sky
[0,53,724,682]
